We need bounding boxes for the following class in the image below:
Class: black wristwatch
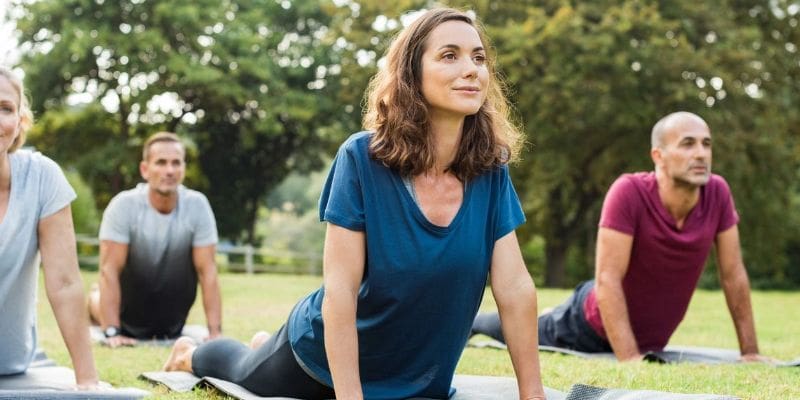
[104,326,120,338]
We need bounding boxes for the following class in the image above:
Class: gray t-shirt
[0,150,76,374]
[99,183,217,338]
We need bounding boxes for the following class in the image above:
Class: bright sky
[1,0,20,66]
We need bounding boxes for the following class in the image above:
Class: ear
[139,160,148,180]
[650,147,662,167]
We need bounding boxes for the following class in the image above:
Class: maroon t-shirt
[584,172,739,351]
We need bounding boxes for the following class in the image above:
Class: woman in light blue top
[0,66,99,388]
[163,8,545,399]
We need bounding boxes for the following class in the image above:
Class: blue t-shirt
[0,150,76,374]
[288,132,525,399]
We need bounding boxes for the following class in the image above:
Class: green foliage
[258,167,327,262]
[64,169,100,234]
[265,166,329,215]
[14,0,356,243]
[12,0,800,286]
[481,1,800,287]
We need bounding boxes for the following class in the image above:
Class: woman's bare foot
[163,337,197,372]
[249,331,271,349]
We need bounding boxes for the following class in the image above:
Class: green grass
[36,272,800,399]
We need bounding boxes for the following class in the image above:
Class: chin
[155,187,178,196]
[674,174,710,188]
[688,177,711,187]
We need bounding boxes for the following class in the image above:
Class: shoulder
[178,186,213,209]
[606,172,651,197]
[615,171,651,188]
[106,184,147,211]
[339,131,372,155]
[486,163,511,182]
[330,131,377,174]
[706,174,732,194]
[12,149,62,176]
[602,172,654,213]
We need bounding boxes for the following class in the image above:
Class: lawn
[36,271,800,399]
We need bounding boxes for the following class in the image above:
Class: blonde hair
[364,8,523,181]
[0,66,34,153]
[142,131,184,161]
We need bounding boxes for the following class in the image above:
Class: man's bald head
[651,111,709,149]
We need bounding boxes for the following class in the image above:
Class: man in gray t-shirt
[89,132,222,347]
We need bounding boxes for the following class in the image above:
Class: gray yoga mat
[472,339,794,366]
[564,384,739,400]
[140,370,567,400]
[142,370,743,400]
[90,324,209,347]
[0,351,149,399]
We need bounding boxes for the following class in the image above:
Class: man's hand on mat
[740,353,775,364]
[619,353,645,362]
[106,334,138,348]
[75,380,111,391]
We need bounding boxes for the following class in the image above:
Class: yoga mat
[472,339,797,366]
[140,370,567,400]
[90,324,209,347]
[564,383,739,400]
[0,351,149,399]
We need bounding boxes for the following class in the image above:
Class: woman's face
[0,76,21,155]
[420,20,489,121]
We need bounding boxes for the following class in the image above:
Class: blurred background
[2,0,798,289]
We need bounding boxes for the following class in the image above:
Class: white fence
[76,235,322,275]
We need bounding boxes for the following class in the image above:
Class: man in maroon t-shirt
[472,112,768,362]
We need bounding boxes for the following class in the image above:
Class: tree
[15,0,351,242]
[487,1,800,286]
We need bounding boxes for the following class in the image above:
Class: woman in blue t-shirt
[163,8,545,399]
[0,66,99,388]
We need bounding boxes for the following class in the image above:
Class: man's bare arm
[595,227,640,361]
[98,240,138,347]
[193,244,222,338]
[715,225,763,360]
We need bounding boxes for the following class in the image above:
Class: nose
[462,58,478,79]
[693,142,711,160]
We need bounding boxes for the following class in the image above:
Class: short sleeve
[713,176,740,233]
[598,175,638,235]
[318,136,365,231]
[37,154,77,220]
[493,165,526,240]
[99,194,132,244]
[192,194,219,247]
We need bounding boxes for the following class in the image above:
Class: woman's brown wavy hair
[364,8,522,182]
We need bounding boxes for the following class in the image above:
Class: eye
[442,52,457,61]
[473,54,486,65]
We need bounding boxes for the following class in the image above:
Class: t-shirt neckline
[394,172,471,233]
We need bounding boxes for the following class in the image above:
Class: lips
[453,86,480,92]
[689,165,709,173]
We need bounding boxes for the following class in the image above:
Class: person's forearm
[722,269,759,355]
[99,267,122,328]
[498,284,545,400]
[322,292,362,399]
[200,273,223,336]
[596,280,640,360]
[46,277,98,385]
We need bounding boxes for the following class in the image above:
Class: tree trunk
[544,240,568,287]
